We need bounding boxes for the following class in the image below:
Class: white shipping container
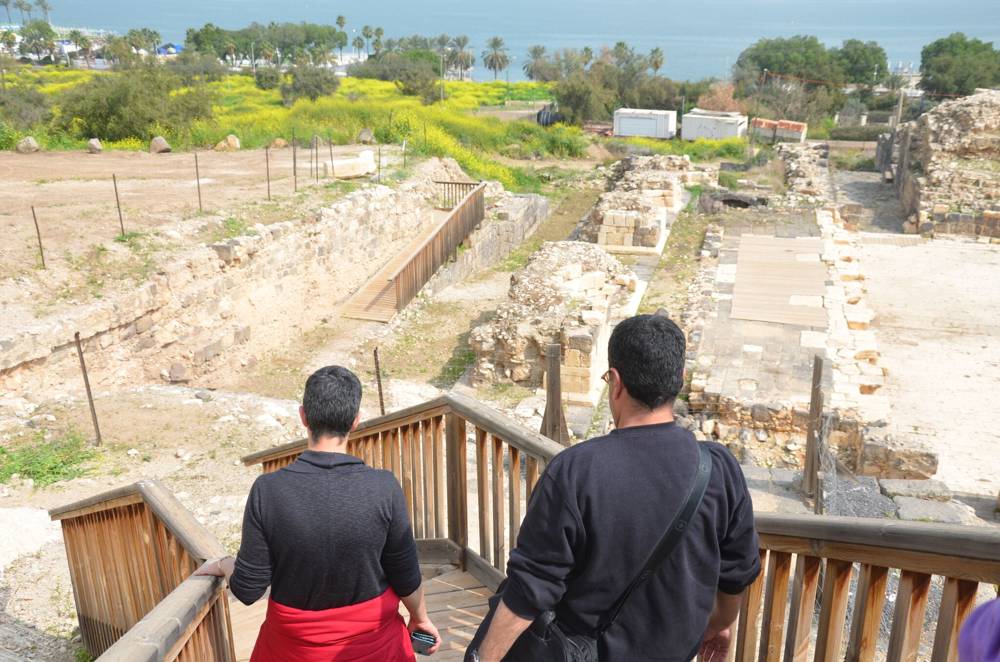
[613,109,677,139]
[681,109,748,141]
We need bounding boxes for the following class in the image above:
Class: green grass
[718,171,740,189]
[606,136,748,161]
[0,429,96,487]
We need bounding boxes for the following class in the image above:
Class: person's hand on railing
[194,556,235,581]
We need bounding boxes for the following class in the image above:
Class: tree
[1,30,16,53]
[581,46,593,67]
[352,34,364,58]
[126,27,160,56]
[333,31,346,63]
[835,39,887,84]
[280,65,340,105]
[18,19,54,59]
[450,35,471,80]
[919,33,1000,96]
[482,36,509,80]
[733,35,845,92]
[649,47,664,75]
[335,15,345,31]
[0,1,11,24]
[361,25,373,55]
[696,82,747,112]
[554,72,613,123]
[33,0,48,22]
[66,28,82,63]
[523,45,546,80]
[14,0,30,23]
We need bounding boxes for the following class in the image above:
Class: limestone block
[566,330,593,353]
[150,136,172,153]
[894,497,979,525]
[87,138,103,154]
[16,136,39,153]
[214,134,241,151]
[564,349,585,368]
[880,479,952,502]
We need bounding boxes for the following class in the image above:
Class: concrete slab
[894,496,980,525]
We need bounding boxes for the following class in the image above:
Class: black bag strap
[596,442,713,635]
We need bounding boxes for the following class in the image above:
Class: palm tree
[649,47,664,75]
[582,46,593,67]
[361,25,372,55]
[67,28,81,62]
[336,15,345,31]
[225,41,236,65]
[374,26,383,42]
[33,0,48,22]
[372,36,382,55]
[450,35,470,80]
[78,33,92,67]
[14,0,30,23]
[352,34,364,58]
[482,36,509,81]
[523,45,546,80]
[0,0,11,24]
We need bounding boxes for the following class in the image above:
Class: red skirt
[249,589,416,662]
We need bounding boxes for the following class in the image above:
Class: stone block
[16,136,39,153]
[135,316,154,334]
[168,362,189,383]
[893,497,979,525]
[564,348,585,368]
[879,478,951,502]
[150,136,171,153]
[566,330,593,353]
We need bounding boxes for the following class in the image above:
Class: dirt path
[832,170,906,232]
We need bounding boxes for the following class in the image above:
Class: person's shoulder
[700,440,744,475]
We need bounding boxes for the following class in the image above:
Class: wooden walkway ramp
[230,568,491,661]
[341,209,450,322]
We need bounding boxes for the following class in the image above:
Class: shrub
[0,85,52,129]
[280,66,340,106]
[254,67,282,90]
[58,67,214,141]
[0,119,17,150]
[829,124,890,141]
[167,50,228,83]
[718,171,740,189]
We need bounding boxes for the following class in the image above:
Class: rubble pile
[886,89,1000,236]
[775,143,832,203]
[470,242,636,399]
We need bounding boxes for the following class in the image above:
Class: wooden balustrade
[245,393,1000,661]
[49,481,235,661]
[386,182,486,312]
[434,180,480,210]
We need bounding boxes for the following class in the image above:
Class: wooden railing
[243,392,564,589]
[386,182,486,312]
[49,481,235,661]
[245,394,1000,661]
[434,180,481,210]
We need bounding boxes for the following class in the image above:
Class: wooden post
[327,130,334,167]
[265,146,271,201]
[373,347,386,416]
[292,129,297,192]
[402,139,407,169]
[74,332,102,446]
[540,343,570,446]
[315,136,320,182]
[112,173,125,236]
[803,355,825,499]
[445,413,468,566]
[377,146,382,183]
[31,206,45,269]
[194,152,203,213]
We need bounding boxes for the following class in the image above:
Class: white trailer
[613,109,677,139]
[681,108,748,140]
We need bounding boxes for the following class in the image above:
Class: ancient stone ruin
[578,155,716,251]
[878,89,1000,236]
[470,241,636,404]
[775,142,832,203]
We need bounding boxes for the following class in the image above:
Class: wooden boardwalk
[229,568,491,661]
[730,235,828,328]
[341,210,450,322]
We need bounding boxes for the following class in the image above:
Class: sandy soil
[0,146,399,282]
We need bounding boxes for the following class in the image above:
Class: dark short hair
[302,366,362,438]
[608,315,686,410]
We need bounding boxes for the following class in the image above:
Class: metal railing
[50,481,235,661]
[385,182,486,312]
[246,395,1000,662]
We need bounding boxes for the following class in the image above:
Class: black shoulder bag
[466,443,713,662]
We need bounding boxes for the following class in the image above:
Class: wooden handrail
[50,480,234,660]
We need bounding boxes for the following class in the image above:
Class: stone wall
[578,155,716,251]
[775,143,832,203]
[470,242,636,404]
[890,90,1000,236]
[421,192,549,298]
[0,160,467,410]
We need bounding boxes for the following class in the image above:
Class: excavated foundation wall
[0,179,450,408]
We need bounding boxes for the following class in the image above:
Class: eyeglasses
[601,369,612,384]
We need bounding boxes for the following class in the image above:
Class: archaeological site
[1,89,998,662]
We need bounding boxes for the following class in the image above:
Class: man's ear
[299,405,308,430]
[350,413,361,433]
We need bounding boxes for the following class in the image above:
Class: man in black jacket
[470,315,760,661]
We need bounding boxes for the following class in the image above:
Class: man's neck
[614,404,675,430]
[308,434,350,454]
